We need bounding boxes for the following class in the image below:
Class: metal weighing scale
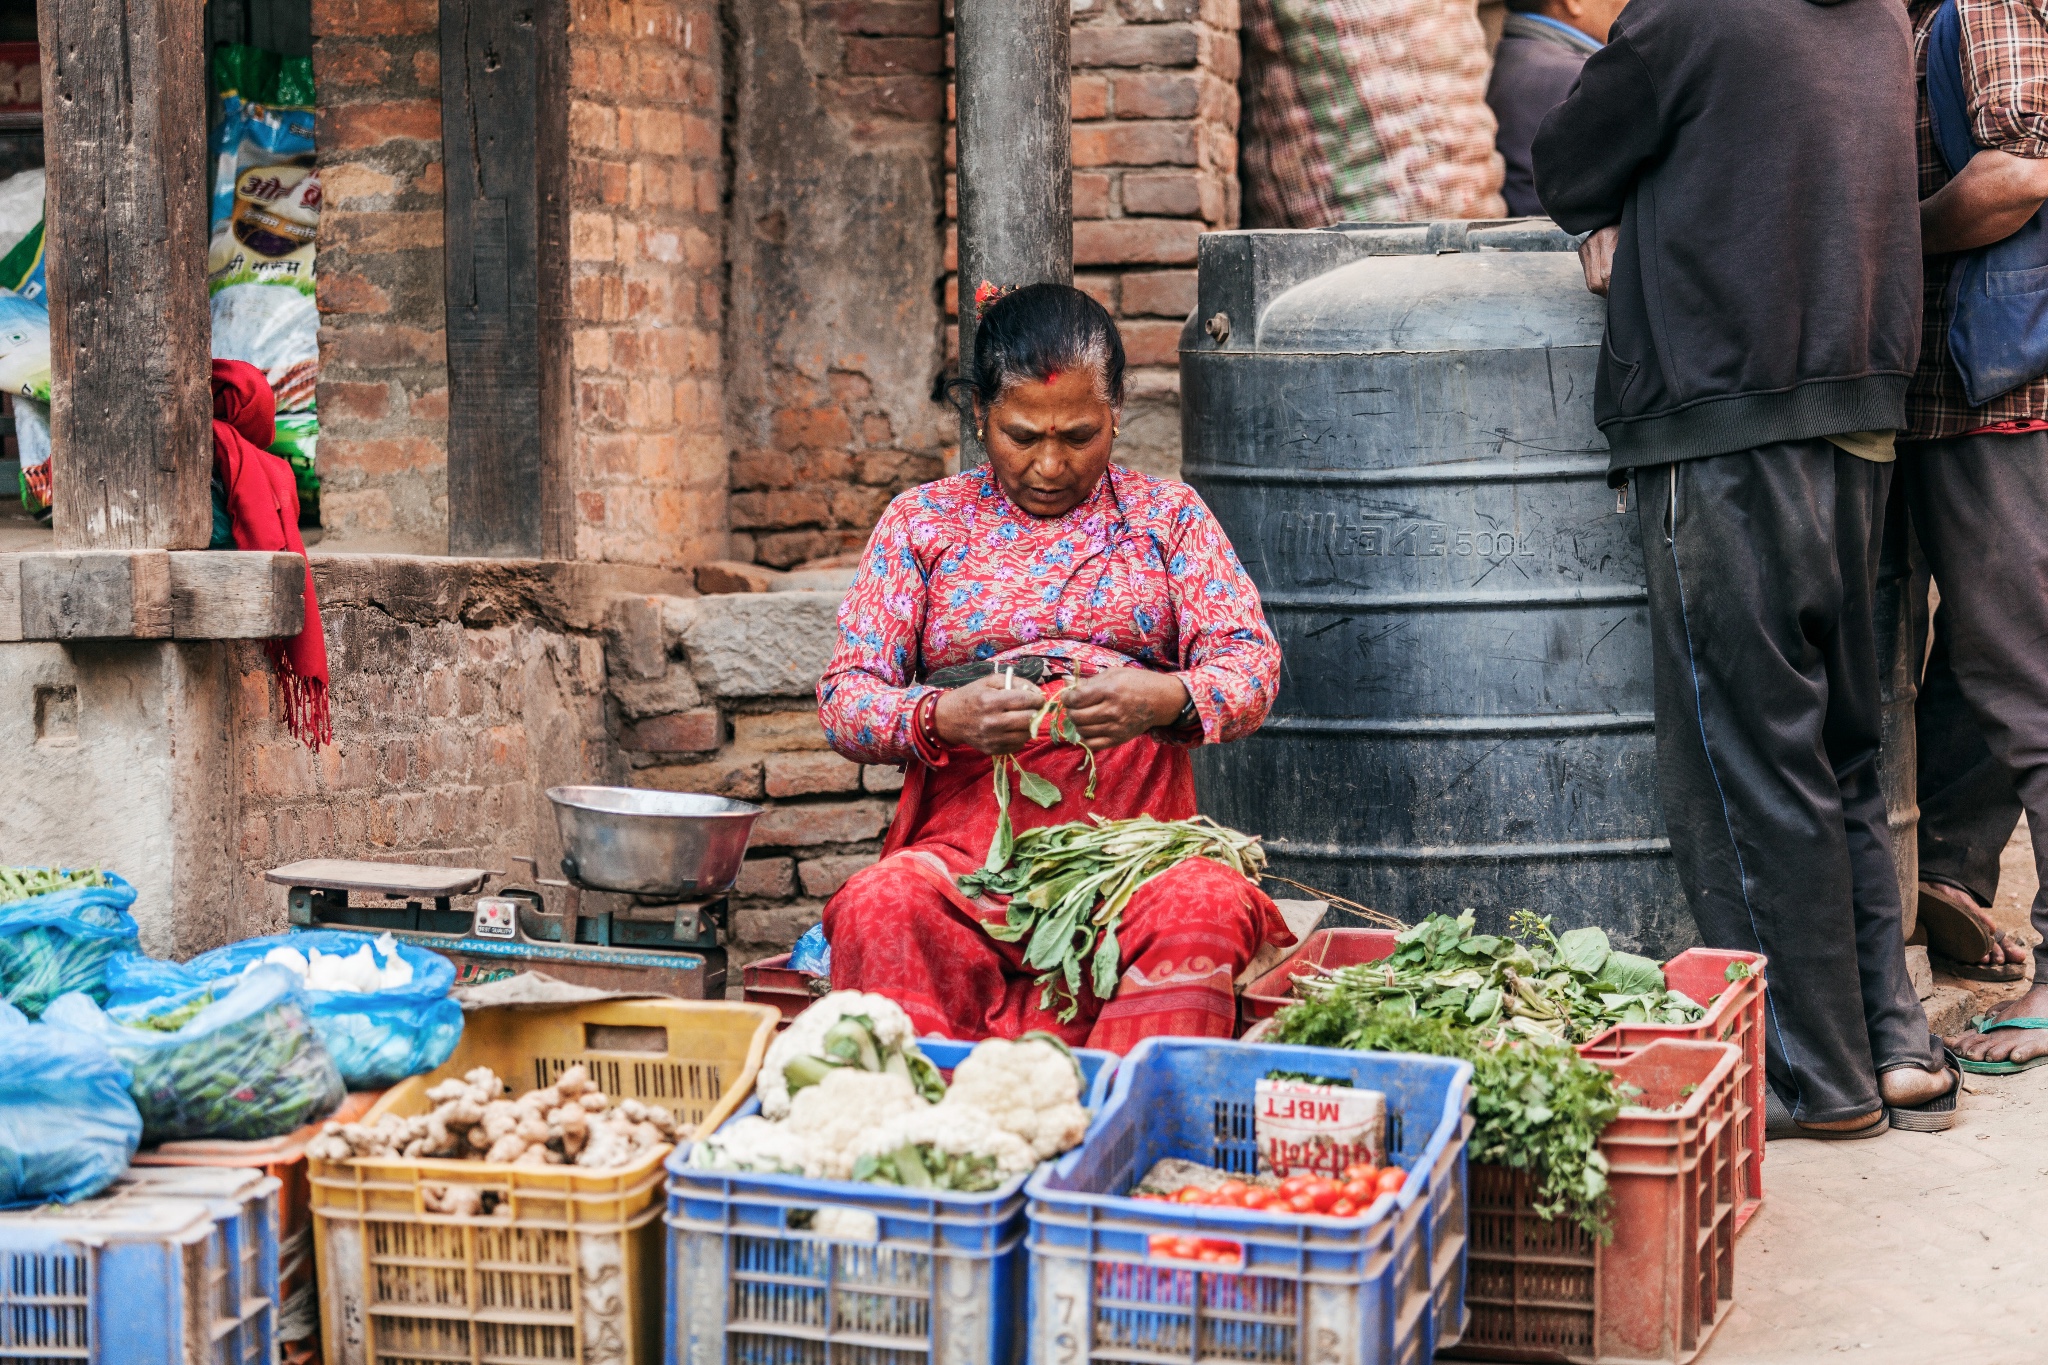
[267,786,763,999]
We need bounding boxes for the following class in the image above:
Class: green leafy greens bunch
[962,814,1266,1022]
[1290,910,1704,1046]
[1270,997,1628,1238]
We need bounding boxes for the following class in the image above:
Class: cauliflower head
[943,1035,1090,1160]
[759,990,942,1119]
[784,1068,929,1180]
[686,1116,814,1176]
[851,1101,1038,1191]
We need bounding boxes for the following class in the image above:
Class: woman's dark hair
[951,282,1126,413]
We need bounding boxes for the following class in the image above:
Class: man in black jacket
[1532,0,1957,1136]
[1487,0,1624,216]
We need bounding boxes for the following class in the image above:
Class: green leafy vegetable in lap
[963,815,1266,1023]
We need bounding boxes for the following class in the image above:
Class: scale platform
[267,858,729,999]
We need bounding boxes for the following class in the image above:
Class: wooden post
[36,0,213,549]
[954,0,1073,466]
[441,0,571,559]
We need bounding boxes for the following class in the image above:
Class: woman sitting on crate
[815,282,1293,1054]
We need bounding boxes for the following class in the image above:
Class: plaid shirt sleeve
[1962,0,2048,158]
[1905,0,2048,437]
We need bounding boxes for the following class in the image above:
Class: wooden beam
[169,551,306,638]
[7,550,304,640]
[442,0,570,558]
[37,0,212,550]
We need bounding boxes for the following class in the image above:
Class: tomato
[1240,1189,1275,1210]
[1215,1180,1250,1200]
[1306,1182,1341,1213]
[1278,1175,1315,1196]
[1376,1168,1407,1195]
[1173,1237,1204,1259]
[1176,1187,1209,1204]
[1342,1163,1378,1184]
[1339,1179,1375,1204]
[1329,1198,1359,1218]
[1286,1192,1317,1214]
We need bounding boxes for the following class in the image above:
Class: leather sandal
[1763,1089,1889,1141]
[1918,881,2028,982]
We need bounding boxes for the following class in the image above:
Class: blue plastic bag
[0,999,143,1208]
[46,966,345,1144]
[0,871,141,1017]
[788,922,832,977]
[108,930,463,1090]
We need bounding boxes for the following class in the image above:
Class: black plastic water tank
[1181,221,1694,955]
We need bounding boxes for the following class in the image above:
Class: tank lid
[1192,219,1595,356]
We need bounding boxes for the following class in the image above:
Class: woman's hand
[1061,669,1191,752]
[933,674,1044,755]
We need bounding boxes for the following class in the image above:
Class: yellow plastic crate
[311,999,776,1365]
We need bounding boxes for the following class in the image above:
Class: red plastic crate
[1443,1039,1740,1364]
[740,951,824,1026]
[1239,931,1768,1233]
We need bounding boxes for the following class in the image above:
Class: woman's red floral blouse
[817,464,1282,765]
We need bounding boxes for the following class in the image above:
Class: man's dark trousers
[1634,440,1941,1123]
[1902,430,2048,983]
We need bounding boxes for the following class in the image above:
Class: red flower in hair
[974,280,1018,313]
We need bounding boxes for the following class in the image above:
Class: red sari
[822,698,1291,1053]
[814,465,1291,1055]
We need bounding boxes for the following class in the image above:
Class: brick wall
[943,0,1241,481]
[567,0,729,567]
[612,582,890,972]
[311,0,451,552]
[224,557,658,929]
[309,0,729,565]
[723,0,954,570]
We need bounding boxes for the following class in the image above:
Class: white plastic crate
[0,1176,277,1365]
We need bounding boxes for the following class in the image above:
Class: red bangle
[910,689,948,766]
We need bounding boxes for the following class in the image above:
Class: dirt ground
[1704,825,2047,1364]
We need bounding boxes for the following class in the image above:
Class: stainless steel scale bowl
[545,786,763,897]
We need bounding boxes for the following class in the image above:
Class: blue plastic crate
[0,1172,279,1365]
[665,1039,1117,1365]
[114,1167,281,1365]
[1023,1039,1474,1365]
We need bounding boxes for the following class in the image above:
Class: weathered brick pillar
[310,0,451,550]
[947,0,1240,479]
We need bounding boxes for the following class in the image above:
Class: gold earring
[976,429,985,440]
[1113,425,1121,436]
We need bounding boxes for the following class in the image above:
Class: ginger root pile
[305,1064,679,1170]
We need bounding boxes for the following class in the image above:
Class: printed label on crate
[471,897,519,940]
[1254,1078,1386,1178]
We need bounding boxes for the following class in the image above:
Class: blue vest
[1926,0,2048,405]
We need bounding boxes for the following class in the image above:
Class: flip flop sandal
[1954,1017,2048,1076]
[1884,1050,1963,1133]
[1764,1088,1889,1141]
[1918,882,2028,982]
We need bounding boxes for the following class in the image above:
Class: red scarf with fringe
[212,359,331,749]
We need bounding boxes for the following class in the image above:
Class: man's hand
[1060,670,1191,753]
[1579,225,1619,296]
[1922,149,2048,254]
[932,674,1043,755]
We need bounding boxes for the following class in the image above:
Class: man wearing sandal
[1533,0,1961,1138]
[1902,0,2048,1075]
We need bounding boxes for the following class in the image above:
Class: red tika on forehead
[1044,369,1061,384]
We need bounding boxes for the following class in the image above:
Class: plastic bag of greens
[0,999,143,1208]
[0,869,141,1017]
[45,965,344,1144]
[112,930,463,1089]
